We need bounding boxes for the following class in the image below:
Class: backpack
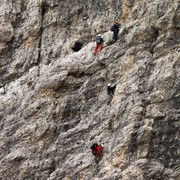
[96,36,102,44]
[110,25,114,31]
[111,24,120,32]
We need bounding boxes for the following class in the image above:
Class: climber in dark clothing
[90,143,103,162]
[71,39,83,52]
[107,83,116,95]
[107,83,116,105]
[110,20,120,43]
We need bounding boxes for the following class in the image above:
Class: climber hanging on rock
[110,19,120,43]
[90,143,103,163]
[107,83,116,105]
[94,34,104,56]
[71,39,83,52]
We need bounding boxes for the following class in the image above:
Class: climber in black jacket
[107,83,116,105]
[110,19,120,43]
[107,83,116,95]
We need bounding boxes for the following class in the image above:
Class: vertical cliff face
[0,0,180,179]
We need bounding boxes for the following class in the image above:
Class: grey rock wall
[0,0,180,179]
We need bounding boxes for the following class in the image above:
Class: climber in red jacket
[90,143,103,162]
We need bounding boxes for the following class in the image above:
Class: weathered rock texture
[0,0,180,179]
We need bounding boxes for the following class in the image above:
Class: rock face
[0,0,180,179]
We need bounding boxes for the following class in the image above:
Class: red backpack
[110,24,115,31]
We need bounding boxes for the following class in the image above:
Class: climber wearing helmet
[94,34,104,56]
[107,83,116,105]
[107,83,116,95]
[110,19,120,43]
[90,143,103,163]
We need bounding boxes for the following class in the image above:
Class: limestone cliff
[0,0,180,179]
